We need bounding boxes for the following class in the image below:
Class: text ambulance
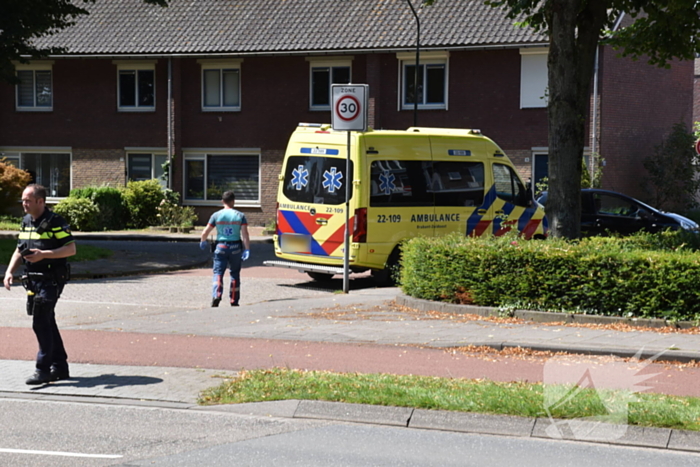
[264,124,548,283]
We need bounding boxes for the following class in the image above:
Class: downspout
[590,46,599,182]
[167,57,173,190]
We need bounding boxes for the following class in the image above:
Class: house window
[127,153,168,187]
[114,61,156,111]
[184,151,260,206]
[199,59,243,111]
[0,150,70,198]
[397,52,449,110]
[520,48,548,108]
[15,62,53,111]
[307,57,353,109]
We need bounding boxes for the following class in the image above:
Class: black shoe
[50,369,70,381]
[26,371,52,385]
[231,302,239,307]
[211,298,221,307]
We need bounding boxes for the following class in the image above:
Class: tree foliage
[479,0,700,238]
[0,159,31,215]
[0,0,169,84]
[642,123,700,211]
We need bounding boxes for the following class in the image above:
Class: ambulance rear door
[429,137,490,237]
[277,146,353,263]
[363,134,434,268]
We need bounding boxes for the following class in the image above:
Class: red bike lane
[1,326,698,399]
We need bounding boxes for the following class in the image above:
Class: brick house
[0,0,693,225]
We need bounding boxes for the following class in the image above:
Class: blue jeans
[212,241,243,305]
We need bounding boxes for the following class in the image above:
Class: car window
[593,193,638,217]
[431,161,485,207]
[493,163,529,207]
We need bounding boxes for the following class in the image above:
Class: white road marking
[0,448,122,459]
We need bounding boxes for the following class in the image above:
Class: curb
[396,294,700,363]
[396,294,698,330]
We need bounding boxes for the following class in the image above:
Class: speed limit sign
[331,84,368,132]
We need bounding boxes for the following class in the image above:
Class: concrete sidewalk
[0,227,272,279]
[1,229,699,452]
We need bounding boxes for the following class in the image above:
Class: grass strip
[199,368,700,432]
[0,217,21,231]
[0,238,112,264]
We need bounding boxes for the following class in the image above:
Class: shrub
[122,179,166,228]
[69,186,128,230]
[0,159,31,215]
[642,122,700,211]
[53,197,100,231]
[399,232,700,322]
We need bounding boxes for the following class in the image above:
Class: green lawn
[199,368,700,432]
[0,238,112,265]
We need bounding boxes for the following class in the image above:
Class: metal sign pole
[331,83,368,294]
[343,130,351,294]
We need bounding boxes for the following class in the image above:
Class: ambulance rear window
[283,156,354,205]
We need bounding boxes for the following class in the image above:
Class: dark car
[536,189,699,236]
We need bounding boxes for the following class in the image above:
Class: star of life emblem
[291,165,309,190]
[323,167,343,193]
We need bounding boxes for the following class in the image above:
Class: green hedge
[53,197,100,231]
[122,180,166,228]
[399,232,700,322]
[69,186,128,230]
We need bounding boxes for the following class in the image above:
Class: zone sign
[331,84,369,132]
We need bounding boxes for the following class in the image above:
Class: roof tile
[34,0,546,55]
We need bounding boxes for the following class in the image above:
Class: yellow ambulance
[264,123,548,283]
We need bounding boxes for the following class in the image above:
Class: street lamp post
[405,0,420,127]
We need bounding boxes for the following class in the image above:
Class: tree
[642,122,700,211]
[479,0,700,238]
[0,0,169,84]
[0,159,31,214]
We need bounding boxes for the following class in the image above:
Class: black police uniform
[17,208,74,379]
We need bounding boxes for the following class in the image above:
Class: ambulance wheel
[372,249,401,286]
[307,272,334,282]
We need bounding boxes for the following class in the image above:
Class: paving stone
[295,400,413,426]
[668,429,700,452]
[409,410,535,437]
[532,418,671,448]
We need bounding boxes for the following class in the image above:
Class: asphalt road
[2,398,699,467]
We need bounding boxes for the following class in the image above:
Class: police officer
[200,190,250,307]
[3,184,76,385]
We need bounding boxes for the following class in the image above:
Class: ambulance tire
[372,249,401,286]
[307,272,335,282]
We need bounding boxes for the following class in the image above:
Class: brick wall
[506,149,534,182]
[598,48,694,200]
[73,148,125,189]
[694,58,700,125]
